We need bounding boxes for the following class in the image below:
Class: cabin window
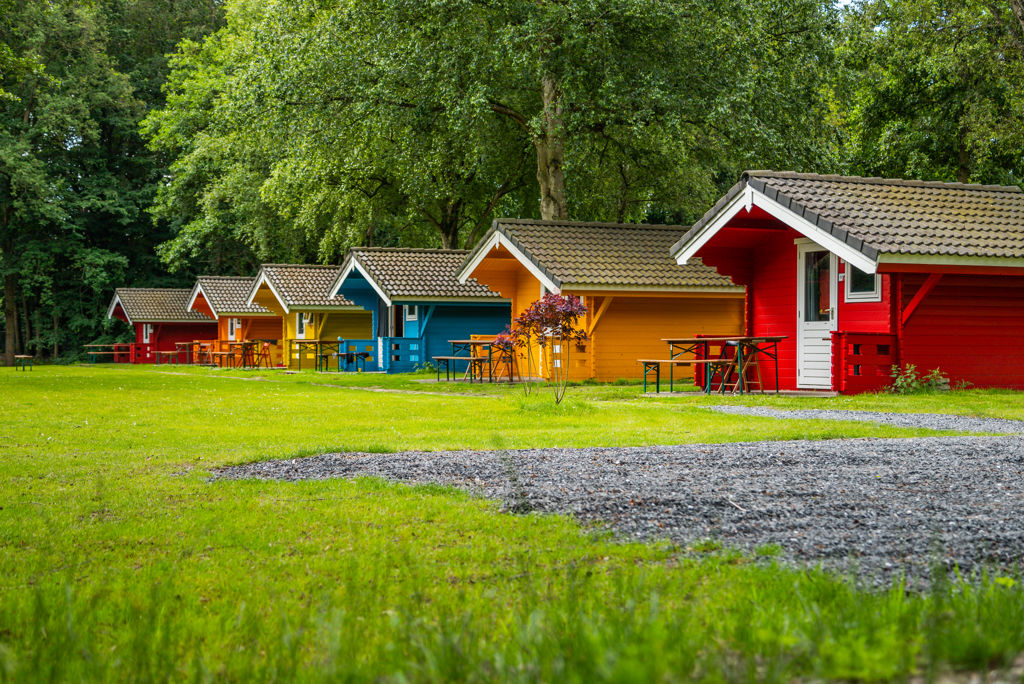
[845,263,881,302]
[296,312,306,339]
[405,305,418,321]
[142,324,152,344]
[228,317,237,341]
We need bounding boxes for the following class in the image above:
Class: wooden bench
[638,358,733,393]
[433,355,488,382]
[207,351,237,368]
[14,354,33,371]
[85,350,118,363]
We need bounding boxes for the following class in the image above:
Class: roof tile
[341,248,504,300]
[109,288,212,323]
[475,219,739,290]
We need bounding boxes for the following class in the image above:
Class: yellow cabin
[246,264,373,370]
[457,219,745,382]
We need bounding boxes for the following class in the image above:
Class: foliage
[0,0,223,364]
[1,366,1024,680]
[836,0,1024,184]
[885,364,950,394]
[144,0,839,266]
[510,294,588,403]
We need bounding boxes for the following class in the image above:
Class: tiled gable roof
[676,171,1024,262]
[465,219,740,290]
[341,248,504,301]
[253,264,356,310]
[193,276,273,316]
[108,288,212,324]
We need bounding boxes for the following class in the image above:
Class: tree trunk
[957,128,970,184]
[3,273,17,366]
[53,311,59,358]
[535,74,568,221]
[437,200,463,249]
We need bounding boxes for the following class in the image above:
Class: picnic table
[640,335,785,394]
[289,339,344,372]
[435,339,492,382]
[228,340,259,369]
[83,343,131,363]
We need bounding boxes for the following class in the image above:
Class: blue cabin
[330,248,511,372]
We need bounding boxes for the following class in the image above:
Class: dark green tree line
[0,0,222,364]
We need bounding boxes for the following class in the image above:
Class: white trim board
[246,272,290,313]
[187,282,219,319]
[674,184,878,274]
[457,231,561,293]
[106,294,131,325]
[343,258,393,306]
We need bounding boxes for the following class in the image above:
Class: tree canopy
[7,0,1024,360]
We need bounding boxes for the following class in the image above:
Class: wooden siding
[421,304,511,361]
[900,273,1024,389]
[467,247,745,382]
[284,310,372,370]
[586,294,744,382]
[131,322,218,363]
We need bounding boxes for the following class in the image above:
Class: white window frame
[405,305,418,321]
[295,312,307,339]
[228,317,237,341]
[843,260,882,303]
[142,324,152,344]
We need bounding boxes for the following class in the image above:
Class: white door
[796,244,837,389]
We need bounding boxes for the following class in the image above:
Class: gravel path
[215,436,1024,585]
[705,405,1024,434]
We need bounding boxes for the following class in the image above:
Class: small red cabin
[671,171,1024,393]
[106,288,218,363]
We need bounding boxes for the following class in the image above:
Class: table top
[287,338,341,344]
[448,339,492,345]
[663,335,787,345]
[83,343,131,348]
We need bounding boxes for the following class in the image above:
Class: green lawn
[2,365,1023,681]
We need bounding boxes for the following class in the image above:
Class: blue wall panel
[419,303,511,362]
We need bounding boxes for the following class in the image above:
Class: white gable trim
[345,258,392,307]
[187,282,219,319]
[246,272,290,313]
[106,294,131,325]
[674,185,878,275]
[457,231,560,293]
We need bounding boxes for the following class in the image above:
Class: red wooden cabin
[106,288,218,363]
[671,171,1024,393]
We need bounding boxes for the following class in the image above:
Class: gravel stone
[705,405,1024,434]
[215,436,1024,586]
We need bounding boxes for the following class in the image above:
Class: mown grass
[2,365,1023,681]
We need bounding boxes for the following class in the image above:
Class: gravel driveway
[216,435,1024,585]
[705,405,1024,434]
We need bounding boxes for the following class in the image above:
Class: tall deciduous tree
[147,0,838,263]
[837,0,1024,183]
[0,0,222,364]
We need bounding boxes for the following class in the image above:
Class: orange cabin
[188,276,285,366]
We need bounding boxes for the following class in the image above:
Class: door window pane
[804,251,831,322]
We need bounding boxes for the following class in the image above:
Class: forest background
[3,0,1024,363]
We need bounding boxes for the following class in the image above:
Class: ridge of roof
[744,170,1023,193]
[349,247,470,255]
[463,217,740,291]
[259,263,340,269]
[496,217,690,230]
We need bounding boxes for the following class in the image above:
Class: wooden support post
[901,273,942,326]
